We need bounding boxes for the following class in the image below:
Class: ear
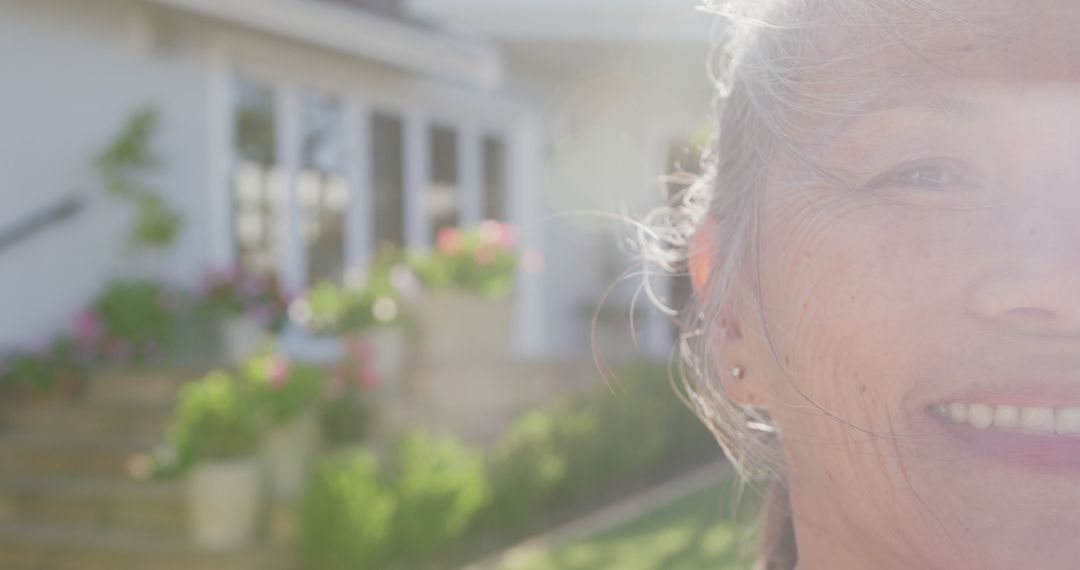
[688,223,762,406]
[688,222,741,339]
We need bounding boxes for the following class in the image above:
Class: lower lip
[934,415,1080,471]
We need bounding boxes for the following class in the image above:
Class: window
[482,135,507,221]
[300,93,349,285]
[232,77,280,276]
[371,112,405,250]
[429,124,459,241]
[226,76,520,287]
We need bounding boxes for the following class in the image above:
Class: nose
[970,272,1080,336]
[968,222,1080,338]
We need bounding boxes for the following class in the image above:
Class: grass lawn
[498,477,759,570]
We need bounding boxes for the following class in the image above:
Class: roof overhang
[407,0,713,45]
[142,0,503,89]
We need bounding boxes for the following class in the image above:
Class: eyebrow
[854,91,980,119]
[821,90,981,144]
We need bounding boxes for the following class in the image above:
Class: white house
[0,0,713,361]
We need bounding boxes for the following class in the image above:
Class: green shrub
[484,362,716,531]
[390,431,491,562]
[167,371,259,473]
[486,404,595,530]
[298,451,397,570]
[297,432,490,569]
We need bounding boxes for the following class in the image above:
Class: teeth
[1021,408,1055,433]
[949,403,968,423]
[1057,409,1080,435]
[993,405,1020,428]
[934,403,1080,436]
[968,404,994,429]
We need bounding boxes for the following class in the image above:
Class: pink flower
[71,309,103,342]
[474,246,497,266]
[479,220,517,249]
[349,339,372,362]
[359,367,381,391]
[267,356,290,389]
[436,227,463,254]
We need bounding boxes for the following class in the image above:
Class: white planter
[221,315,265,364]
[186,457,263,550]
[260,412,319,501]
[417,290,514,365]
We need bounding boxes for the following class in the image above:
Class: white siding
[0,0,213,347]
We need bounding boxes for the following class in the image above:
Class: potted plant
[407,221,519,364]
[319,351,378,447]
[168,370,262,550]
[298,255,417,395]
[91,280,181,364]
[243,353,324,501]
[198,267,289,364]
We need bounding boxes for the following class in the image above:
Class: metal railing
[0,193,87,254]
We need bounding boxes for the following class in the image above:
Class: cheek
[747,190,991,554]
[750,195,972,464]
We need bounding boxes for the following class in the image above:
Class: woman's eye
[867,160,974,190]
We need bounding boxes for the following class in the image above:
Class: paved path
[461,460,731,570]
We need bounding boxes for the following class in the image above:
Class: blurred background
[0,1,748,568]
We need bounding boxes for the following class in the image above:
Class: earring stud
[732,366,745,380]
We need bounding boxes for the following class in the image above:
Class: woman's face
[737,5,1080,569]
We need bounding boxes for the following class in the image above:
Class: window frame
[211,43,520,293]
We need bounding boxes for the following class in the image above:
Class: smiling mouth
[929,401,1080,470]
[930,402,1080,435]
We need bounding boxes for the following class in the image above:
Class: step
[0,521,292,570]
[0,401,173,440]
[0,433,156,478]
[0,475,184,535]
[84,367,206,405]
